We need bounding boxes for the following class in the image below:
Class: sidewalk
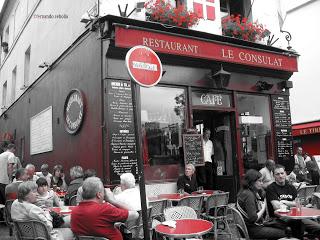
[0,223,14,240]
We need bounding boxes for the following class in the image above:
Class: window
[24,45,31,86]
[140,86,186,181]
[237,94,272,172]
[11,66,17,103]
[220,0,252,20]
[2,81,7,108]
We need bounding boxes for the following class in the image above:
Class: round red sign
[125,46,162,87]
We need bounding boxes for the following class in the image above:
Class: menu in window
[183,134,204,166]
[106,80,138,183]
[271,95,294,168]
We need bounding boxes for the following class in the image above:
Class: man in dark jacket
[65,165,84,205]
[177,163,198,194]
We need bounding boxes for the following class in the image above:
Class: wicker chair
[177,195,204,217]
[69,195,77,206]
[13,219,51,240]
[297,185,317,206]
[164,206,197,220]
[201,192,231,240]
[76,236,109,240]
[228,207,250,240]
[4,199,14,236]
[124,208,152,239]
[149,199,167,222]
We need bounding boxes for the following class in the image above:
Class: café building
[0,15,298,201]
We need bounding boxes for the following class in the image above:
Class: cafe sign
[192,92,231,108]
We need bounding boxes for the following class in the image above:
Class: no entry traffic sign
[125,45,162,87]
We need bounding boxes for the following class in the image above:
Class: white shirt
[259,167,274,188]
[37,172,52,186]
[0,151,16,184]
[203,139,214,163]
[114,187,148,211]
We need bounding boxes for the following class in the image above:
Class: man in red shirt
[71,177,138,240]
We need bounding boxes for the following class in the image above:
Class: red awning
[292,121,320,136]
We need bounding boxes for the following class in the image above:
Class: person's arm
[126,210,139,221]
[177,176,184,192]
[60,174,68,190]
[52,191,60,207]
[104,188,132,210]
[239,191,262,223]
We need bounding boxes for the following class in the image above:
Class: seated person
[286,164,309,188]
[25,164,40,182]
[37,164,53,187]
[71,177,139,240]
[50,165,68,191]
[266,164,320,238]
[35,177,60,208]
[113,172,148,211]
[64,166,83,205]
[237,169,285,240]
[259,159,275,189]
[11,181,73,240]
[306,156,320,185]
[76,169,96,204]
[5,168,28,200]
[177,164,198,194]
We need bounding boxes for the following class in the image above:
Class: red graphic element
[125,46,163,87]
[193,0,215,21]
[193,2,203,18]
[116,26,298,72]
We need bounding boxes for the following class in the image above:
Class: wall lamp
[256,81,274,91]
[211,65,231,89]
[118,2,145,17]
[278,80,293,91]
[38,61,51,70]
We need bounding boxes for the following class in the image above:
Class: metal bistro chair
[69,195,78,206]
[76,236,109,240]
[202,191,232,240]
[164,206,197,220]
[13,219,51,240]
[177,195,204,218]
[297,185,317,206]
[4,199,14,236]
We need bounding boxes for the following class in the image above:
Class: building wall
[283,0,320,123]
[0,0,96,112]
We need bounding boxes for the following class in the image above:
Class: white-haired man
[114,173,147,211]
[25,164,39,182]
[71,177,138,240]
[177,164,198,194]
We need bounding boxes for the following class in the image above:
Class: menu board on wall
[30,106,53,155]
[183,134,204,166]
[271,95,294,169]
[107,80,138,183]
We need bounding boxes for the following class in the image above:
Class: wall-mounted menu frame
[106,80,138,183]
[183,134,204,166]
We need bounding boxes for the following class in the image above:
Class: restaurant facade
[0,15,298,201]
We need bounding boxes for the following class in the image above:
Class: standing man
[294,147,306,172]
[259,159,275,189]
[5,168,28,200]
[0,143,16,204]
[197,128,214,190]
[177,164,198,194]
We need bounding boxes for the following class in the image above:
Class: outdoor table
[155,219,213,239]
[275,207,320,220]
[55,190,67,198]
[156,193,189,202]
[50,206,76,215]
[191,190,215,197]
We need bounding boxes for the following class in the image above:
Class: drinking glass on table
[177,189,185,195]
[197,186,204,192]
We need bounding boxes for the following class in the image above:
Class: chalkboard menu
[271,95,294,169]
[107,80,138,183]
[183,134,204,166]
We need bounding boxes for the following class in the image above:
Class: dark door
[193,110,239,202]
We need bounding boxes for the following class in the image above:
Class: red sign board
[125,46,163,87]
[116,26,298,72]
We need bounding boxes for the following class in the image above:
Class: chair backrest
[177,195,204,217]
[69,195,77,206]
[297,185,317,206]
[149,199,167,221]
[76,236,108,240]
[13,219,51,240]
[205,192,229,216]
[164,206,197,220]
[125,208,152,239]
[5,200,14,225]
[313,192,320,209]
[229,207,250,240]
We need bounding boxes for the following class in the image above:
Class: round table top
[191,190,215,197]
[153,193,189,201]
[155,219,213,238]
[275,207,320,219]
[50,206,76,215]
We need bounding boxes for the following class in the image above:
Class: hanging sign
[125,45,163,87]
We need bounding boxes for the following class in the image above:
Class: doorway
[193,110,239,202]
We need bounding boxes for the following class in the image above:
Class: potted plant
[222,14,270,42]
[145,0,200,28]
